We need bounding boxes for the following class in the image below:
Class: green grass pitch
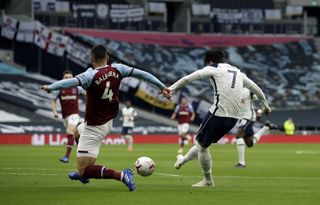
[1,144,320,205]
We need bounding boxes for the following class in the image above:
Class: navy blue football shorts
[238,119,255,137]
[121,126,133,135]
[196,111,238,148]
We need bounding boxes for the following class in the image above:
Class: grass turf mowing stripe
[1,169,320,180]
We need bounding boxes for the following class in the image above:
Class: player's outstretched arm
[190,112,196,121]
[171,112,176,120]
[51,100,59,118]
[189,104,195,121]
[50,91,60,117]
[113,63,171,98]
[243,75,271,114]
[131,69,165,89]
[171,105,179,119]
[41,78,80,92]
[169,68,212,91]
[78,86,86,96]
[131,69,171,98]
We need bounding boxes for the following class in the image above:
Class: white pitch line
[155,172,320,180]
[215,175,320,180]
[1,167,74,171]
[0,173,64,176]
[154,173,181,177]
[1,172,320,181]
[1,168,320,181]
[296,150,319,155]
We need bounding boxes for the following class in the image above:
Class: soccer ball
[135,156,155,177]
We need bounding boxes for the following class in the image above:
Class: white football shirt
[240,87,256,121]
[169,63,270,119]
[122,107,138,127]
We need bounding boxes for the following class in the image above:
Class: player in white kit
[235,88,278,168]
[121,100,138,151]
[170,49,271,187]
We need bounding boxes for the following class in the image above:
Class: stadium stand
[1,0,320,131]
[62,30,320,111]
[0,62,181,135]
[210,0,274,8]
[2,3,320,204]
[1,11,320,129]
[24,0,312,35]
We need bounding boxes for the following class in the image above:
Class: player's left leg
[79,162,135,191]
[60,114,79,163]
[126,135,133,151]
[121,127,134,152]
[178,123,190,153]
[239,121,278,167]
[174,144,199,169]
[64,124,76,159]
[126,127,134,151]
[252,121,278,144]
[193,114,237,187]
[74,123,81,145]
[76,156,121,182]
[243,121,278,147]
[70,121,135,191]
[76,149,135,191]
[72,155,134,190]
[235,120,254,168]
[185,112,213,187]
[235,127,246,168]
[194,144,214,187]
[178,132,187,153]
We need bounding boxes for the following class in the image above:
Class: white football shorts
[178,123,190,135]
[76,120,113,158]
[63,114,80,127]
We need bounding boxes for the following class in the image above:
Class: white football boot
[191,178,215,187]
[174,154,184,169]
[177,148,183,154]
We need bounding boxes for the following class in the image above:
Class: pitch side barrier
[1,134,320,145]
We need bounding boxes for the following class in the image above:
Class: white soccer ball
[135,156,155,177]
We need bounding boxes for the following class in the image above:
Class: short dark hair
[91,44,108,63]
[204,49,225,65]
[63,70,73,76]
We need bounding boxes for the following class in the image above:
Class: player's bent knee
[74,133,80,143]
[236,128,245,138]
[74,127,79,137]
[77,156,96,177]
[66,125,77,135]
[196,144,208,152]
[245,139,254,147]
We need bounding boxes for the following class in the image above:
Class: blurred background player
[41,44,170,191]
[171,49,271,187]
[171,97,195,153]
[120,100,138,151]
[51,70,86,163]
[235,88,278,168]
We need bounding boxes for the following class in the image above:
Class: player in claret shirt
[51,70,85,163]
[42,44,170,191]
[171,97,195,154]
